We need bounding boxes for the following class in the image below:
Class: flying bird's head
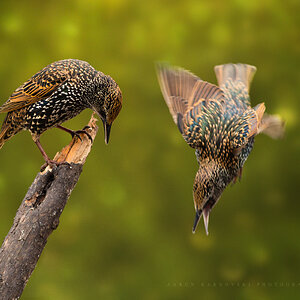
[92,74,123,144]
[192,160,225,235]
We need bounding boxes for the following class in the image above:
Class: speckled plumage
[157,63,284,234]
[0,59,122,165]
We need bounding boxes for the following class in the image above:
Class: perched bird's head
[192,160,225,235]
[91,75,123,144]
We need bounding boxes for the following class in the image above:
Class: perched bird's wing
[156,64,224,145]
[0,63,69,113]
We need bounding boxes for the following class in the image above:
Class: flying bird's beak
[102,120,111,144]
[192,209,202,234]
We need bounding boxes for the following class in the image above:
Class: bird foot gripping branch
[39,124,95,171]
[57,125,94,143]
[39,114,99,172]
[157,63,284,235]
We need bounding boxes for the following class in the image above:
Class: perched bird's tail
[214,63,257,92]
[0,123,9,149]
[0,128,8,149]
[0,115,16,149]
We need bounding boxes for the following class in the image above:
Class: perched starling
[0,59,122,166]
[157,63,284,235]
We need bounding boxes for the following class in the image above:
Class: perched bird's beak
[102,120,111,144]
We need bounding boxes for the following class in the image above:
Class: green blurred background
[0,0,299,299]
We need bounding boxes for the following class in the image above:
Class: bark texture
[0,114,98,300]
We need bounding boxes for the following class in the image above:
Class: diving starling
[0,59,122,166]
[157,63,284,235]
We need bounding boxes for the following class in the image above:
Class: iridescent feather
[157,63,284,234]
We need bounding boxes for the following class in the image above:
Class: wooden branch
[0,114,99,300]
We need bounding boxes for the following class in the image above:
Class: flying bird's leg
[238,167,243,181]
[56,125,93,143]
[232,167,243,184]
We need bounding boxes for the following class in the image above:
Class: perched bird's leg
[32,135,58,168]
[56,125,93,143]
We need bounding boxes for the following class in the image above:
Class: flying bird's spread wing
[156,64,199,124]
[156,64,225,147]
[157,64,270,155]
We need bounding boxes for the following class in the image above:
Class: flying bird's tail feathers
[258,114,285,139]
[214,63,257,92]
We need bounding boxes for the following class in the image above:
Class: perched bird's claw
[74,129,93,143]
[71,131,83,142]
[40,160,60,172]
[56,125,93,143]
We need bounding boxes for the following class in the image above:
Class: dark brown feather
[0,64,70,113]
[156,64,199,124]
